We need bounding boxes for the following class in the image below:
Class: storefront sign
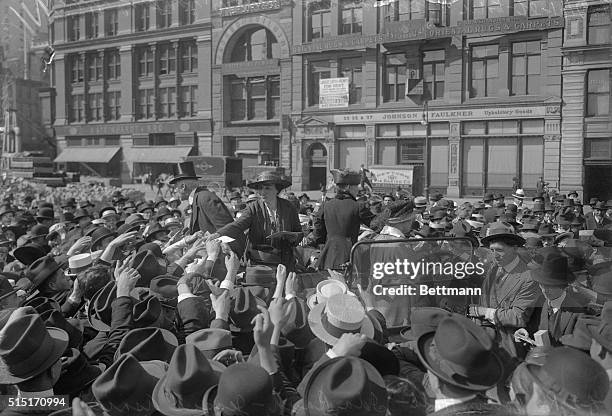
[319,78,349,109]
[292,16,564,54]
[333,106,547,124]
[56,120,211,136]
[370,167,414,185]
[219,0,281,17]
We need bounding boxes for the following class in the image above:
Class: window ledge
[228,119,280,125]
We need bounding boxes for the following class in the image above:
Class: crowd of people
[0,161,610,416]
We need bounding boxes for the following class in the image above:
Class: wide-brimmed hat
[61,198,77,208]
[590,261,612,297]
[149,275,179,307]
[145,224,170,243]
[413,196,427,208]
[593,201,607,210]
[229,287,266,333]
[54,348,103,397]
[400,307,454,341]
[100,207,119,221]
[66,253,93,276]
[155,207,172,221]
[0,205,15,218]
[23,296,61,315]
[280,297,314,348]
[133,250,167,288]
[416,315,503,391]
[512,189,526,199]
[13,244,46,266]
[561,315,601,351]
[242,265,275,287]
[308,293,374,346]
[92,353,166,416]
[26,224,50,241]
[480,222,525,247]
[152,344,223,416]
[35,207,55,222]
[115,327,178,363]
[90,227,117,251]
[526,347,608,408]
[531,249,575,286]
[87,281,117,331]
[40,309,83,350]
[247,171,292,190]
[185,328,233,359]
[169,162,201,185]
[302,357,388,416]
[307,279,348,310]
[206,363,274,416]
[132,295,166,329]
[72,208,90,222]
[0,311,69,384]
[25,256,62,293]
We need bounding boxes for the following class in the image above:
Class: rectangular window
[68,15,80,41]
[136,3,150,32]
[587,69,610,117]
[399,140,425,164]
[159,44,177,75]
[521,136,543,188]
[588,7,611,45]
[180,85,198,117]
[462,138,484,188]
[149,134,176,146]
[106,91,121,120]
[308,61,331,106]
[85,12,98,39]
[105,9,118,36]
[430,138,449,187]
[158,87,176,118]
[308,0,331,40]
[87,93,103,121]
[229,75,282,121]
[180,41,198,73]
[384,54,407,102]
[423,50,445,100]
[513,0,546,16]
[157,0,172,28]
[338,140,366,169]
[487,138,518,188]
[230,78,246,121]
[511,41,541,96]
[179,0,196,25]
[87,53,103,81]
[106,49,121,80]
[470,44,499,98]
[137,89,155,120]
[471,0,503,19]
[340,57,363,105]
[138,46,154,77]
[70,55,84,83]
[70,94,85,122]
[340,0,362,35]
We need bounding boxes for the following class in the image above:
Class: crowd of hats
[0,173,612,415]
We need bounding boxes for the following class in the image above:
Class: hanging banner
[319,78,349,109]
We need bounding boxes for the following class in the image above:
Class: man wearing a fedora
[468,223,539,360]
[519,250,589,346]
[309,169,375,270]
[208,170,302,271]
[415,315,512,415]
[0,308,69,416]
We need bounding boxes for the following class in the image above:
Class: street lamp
[421,100,429,200]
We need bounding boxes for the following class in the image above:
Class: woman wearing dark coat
[310,169,375,270]
[208,171,302,271]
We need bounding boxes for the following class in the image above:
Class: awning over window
[54,147,121,163]
[131,147,193,163]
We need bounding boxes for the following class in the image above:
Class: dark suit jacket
[585,212,612,230]
[189,189,245,253]
[427,398,519,415]
[536,290,589,345]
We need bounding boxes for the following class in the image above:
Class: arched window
[230,27,279,62]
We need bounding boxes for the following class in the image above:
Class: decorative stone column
[447,121,461,198]
[119,45,134,122]
[54,53,67,125]
[365,125,375,167]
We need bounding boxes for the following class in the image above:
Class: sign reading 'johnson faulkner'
[319,78,349,109]
[292,16,564,54]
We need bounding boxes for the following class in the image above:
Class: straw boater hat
[308,293,374,346]
[307,279,349,310]
[247,171,291,190]
[512,189,526,199]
